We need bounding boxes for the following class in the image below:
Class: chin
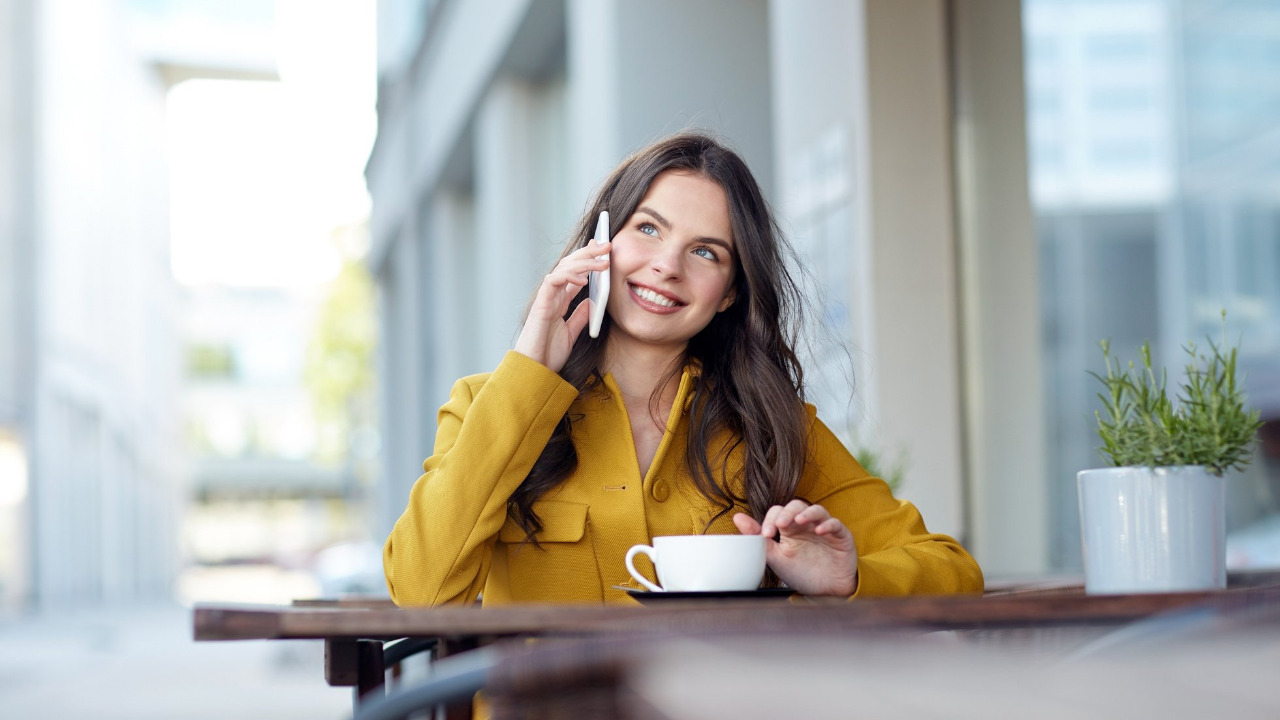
[612,325,692,350]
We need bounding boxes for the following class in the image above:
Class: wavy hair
[509,132,810,544]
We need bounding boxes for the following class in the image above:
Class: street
[0,603,352,720]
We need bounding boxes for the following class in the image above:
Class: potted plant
[1079,315,1263,594]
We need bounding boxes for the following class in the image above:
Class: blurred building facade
[365,0,1045,576]
[0,0,181,611]
[0,0,283,612]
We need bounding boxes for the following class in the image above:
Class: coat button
[652,478,669,502]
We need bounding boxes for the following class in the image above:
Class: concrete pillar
[858,0,966,538]
[952,0,1049,575]
[566,0,623,205]
[567,0,774,199]
[475,79,543,370]
[425,189,477,410]
[376,220,429,538]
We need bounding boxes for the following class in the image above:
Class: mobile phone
[588,210,610,338]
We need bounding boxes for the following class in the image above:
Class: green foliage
[845,437,905,492]
[185,343,235,379]
[305,254,376,464]
[1090,314,1263,476]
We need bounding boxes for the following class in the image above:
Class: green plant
[844,434,905,492]
[1091,315,1263,476]
[305,245,377,465]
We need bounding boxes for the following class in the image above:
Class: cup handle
[625,545,663,592]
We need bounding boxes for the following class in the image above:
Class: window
[1024,0,1280,569]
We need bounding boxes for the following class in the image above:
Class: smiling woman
[383,132,984,606]
[604,171,738,356]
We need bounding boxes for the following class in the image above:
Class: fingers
[760,499,811,538]
[520,241,611,349]
[533,242,611,305]
[760,500,850,539]
[812,517,850,539]
[753,501,859,597]
[559,241,611,282]
[546,262,605,299]
[794,503,833,528]
[732,513,762,536]
[564,294,592,340]
[759,505,783,539]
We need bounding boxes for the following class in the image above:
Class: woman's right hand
[513,241,610,372]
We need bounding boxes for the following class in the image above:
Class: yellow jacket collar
[595,361,703,417]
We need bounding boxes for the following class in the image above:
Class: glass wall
[1024,0,1280,568]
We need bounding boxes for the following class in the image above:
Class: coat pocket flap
[498,500,589,544]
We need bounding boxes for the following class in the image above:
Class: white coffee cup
[624,534,766,592]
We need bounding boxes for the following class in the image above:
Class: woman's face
[605,170,737,354]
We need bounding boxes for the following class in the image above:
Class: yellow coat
[384,351,983,606]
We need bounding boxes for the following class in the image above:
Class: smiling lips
[629,283,684,312]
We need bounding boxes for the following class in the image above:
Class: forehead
[638,170,733,245]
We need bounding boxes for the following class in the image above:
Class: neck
[601,334,686,410]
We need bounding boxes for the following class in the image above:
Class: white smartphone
[587,210,610,338]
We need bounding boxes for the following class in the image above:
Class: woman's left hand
[733,500,858,597]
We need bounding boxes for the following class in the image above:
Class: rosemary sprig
[1090,314,1263,476]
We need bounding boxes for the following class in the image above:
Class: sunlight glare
[166,2,374,288]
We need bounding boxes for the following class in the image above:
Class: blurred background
[1,0,1279,717]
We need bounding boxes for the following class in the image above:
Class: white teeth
[633,285,678,307]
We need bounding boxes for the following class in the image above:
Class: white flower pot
[1077,466,1226,594]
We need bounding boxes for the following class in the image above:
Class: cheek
[719,279,736,304]
[606,248,636,299]
[711,271,736,299]
[606,248,632,288]
[610,236,649,267]
[605,237,632,272]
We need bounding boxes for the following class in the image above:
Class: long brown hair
[509,132,810,540]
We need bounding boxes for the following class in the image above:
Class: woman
[383,132,983,605]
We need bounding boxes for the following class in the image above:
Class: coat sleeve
[382,351,580,606]
[799,413,985,596]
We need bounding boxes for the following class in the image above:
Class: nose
[650,243,683,280]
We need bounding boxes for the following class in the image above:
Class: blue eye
[638,223,659,236]
[693,246,719,261]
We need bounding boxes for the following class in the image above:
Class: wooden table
[609,617,1280,719]
[193,571,1280,718]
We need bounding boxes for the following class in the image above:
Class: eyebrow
[636,206,735,255]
